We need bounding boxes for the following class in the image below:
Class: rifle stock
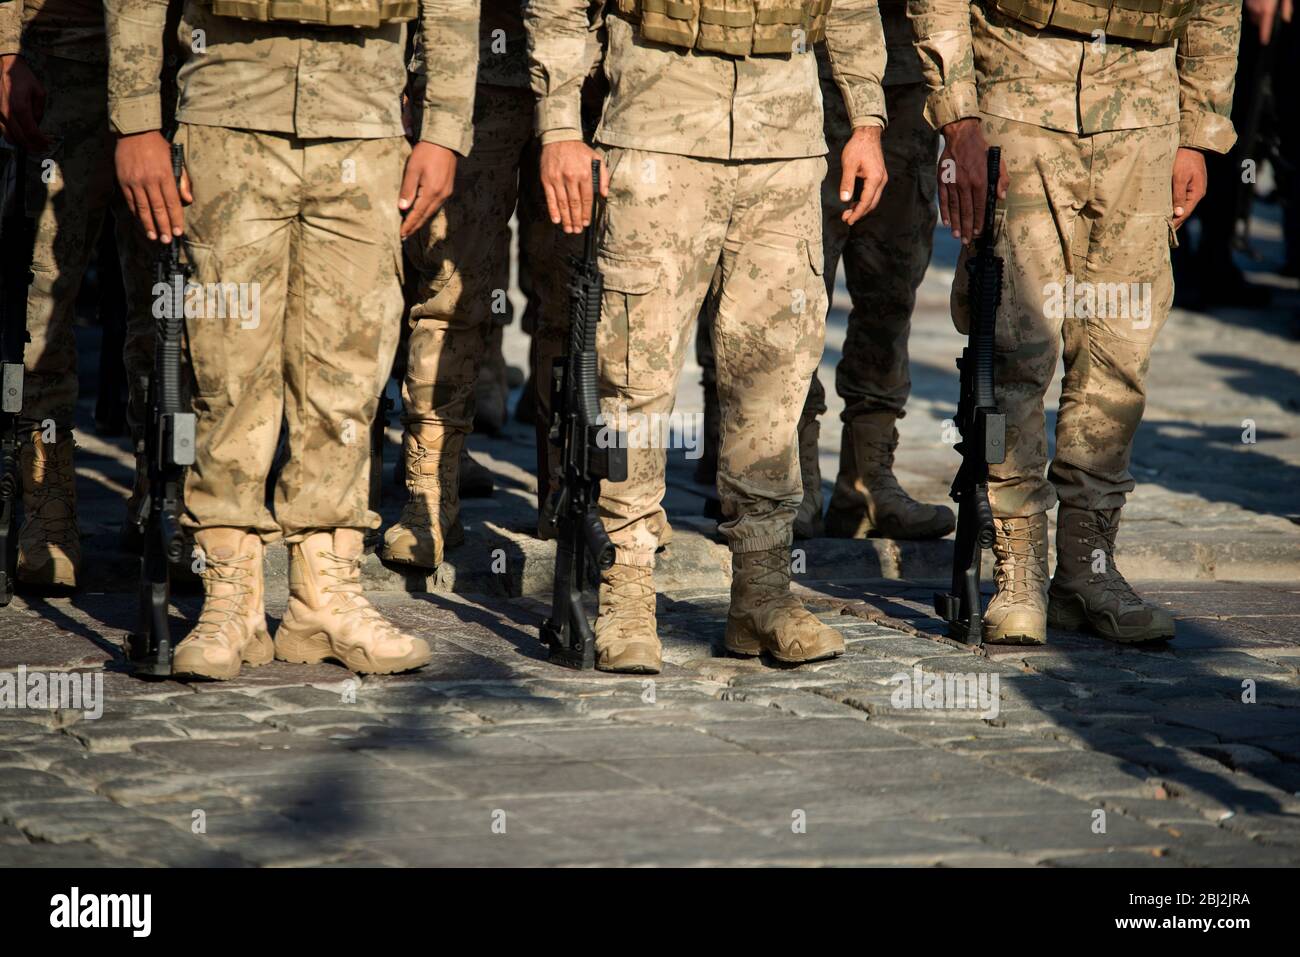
[934,146,1006,646]
[540,159,627,669]
[0,149,35,607]
[128,142,196,676]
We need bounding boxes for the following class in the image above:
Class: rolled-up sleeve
[526,0,589,144]
[1177,0,1240,153]
[418,0,479,154]
[908,0,980,130]
[824,0,888,129]
[105,0,169,134]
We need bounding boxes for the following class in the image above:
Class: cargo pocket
[178,239,224,399]
[597,252,664,393]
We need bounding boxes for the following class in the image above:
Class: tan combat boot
[594,563,661,674]
[1048,506,1175,643]
[825,413,955,541]
[793,407,825,540]
[173,528,273,680]
[381,425,465,569]
[984,514,1048,645]
[17,431,80,588]
[276,528,432,673]
[725,548,844,663]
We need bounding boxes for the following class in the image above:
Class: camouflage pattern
[528,0,887,155]
[594,148,828,564]
[105,0,478,153]
[7,50,158,434]
[950,115,1180,517]
[403,83,579,445]
[0,0,107,64]
[907,0,1240,152]
[175,122,410,541]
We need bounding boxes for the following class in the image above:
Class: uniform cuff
[419,112,473,157]
[923,82,981,131]
[109,94,163,136]
[536,97,583,143]
[1179,109,1236,154]
[540,128,583,146]
[851,115,886,130]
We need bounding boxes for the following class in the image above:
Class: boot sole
[173,633,274,681]
[724,621,844,664]
[982,632,1046,646]
[379,527,465,570]
[274,630,432,675]
[1047,593,1175,644]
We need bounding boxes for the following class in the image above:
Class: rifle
[0,149,35,606]
[128,142,196,675]
[540,159,627,669]
[934,146,1006,646]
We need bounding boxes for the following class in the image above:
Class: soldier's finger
[543,178,563,226]
[131,185,159,241]
[863,172,887,218]
[938,180,953,231]
[579,167,595,227]
[12,104,47,152]
[397,161,421,213]
[838,160,857,204]
[161,175,184,236]
[145,180,175,243]
[563,174,584,233]
[598,157,611,197]
[998,166,1010,201]
[179,167,194,205]
[956,179,974,243]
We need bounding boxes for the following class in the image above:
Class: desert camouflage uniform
[106,0,477,540]
[529,0,887,565]
[697,6,942,537]
[0,0,167,585]
[910,0,1239,643]
[911,0,1240,517]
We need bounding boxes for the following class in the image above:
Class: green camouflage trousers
[403,85,578,438]
[951,115,1178,517]
[12,52,157,434]
[599,148,827,565]
[699,80,938,424]
[177,123,408,541]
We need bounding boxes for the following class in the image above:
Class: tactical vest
[615,0,833,56]
[204,0,416,28]
[991,0,1195,45]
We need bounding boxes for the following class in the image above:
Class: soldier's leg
[1047,124,1178,643]
[173,123,292,679]
[712,155,843,664]
[14,55,120,589]
[958,116,1085,644]
[825,82,954,541]
[272,134,431,675]
[383,86,533,569]
[592,148,727,673]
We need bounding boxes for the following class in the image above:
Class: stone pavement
[1,203,1297,867]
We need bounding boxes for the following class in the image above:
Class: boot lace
[994,519,1046,602]
[28,451,78,543]
[1075,513,1145,609]
[316,548,402,633]
[604,568,655,620]
[192,551,254,638]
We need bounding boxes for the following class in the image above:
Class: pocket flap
[598,253,663,295]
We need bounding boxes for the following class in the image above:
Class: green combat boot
[825,413,955,540]
[173,528,273,680]
[594,563,661,674]
[984,514,1048,645]
[17,431,80,588]
[793,406,825,540]
[381,425,465,569]
[1048,506,1175,642]
[725,548,844,663]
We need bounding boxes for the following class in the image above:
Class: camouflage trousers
[177,123,407,541]
[598,148,827,565]
[699,81,937,424]
[953,115,1179,517]
[10,53,156,434]
[403,85,577,439]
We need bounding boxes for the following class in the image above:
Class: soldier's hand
[838,125,887,226]
[0,54,49,152]
[540,139,608,235]
[1170,147,1208,231]
[399,142,456,240]
[115,130,191,243]
[938,118,1008,245]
